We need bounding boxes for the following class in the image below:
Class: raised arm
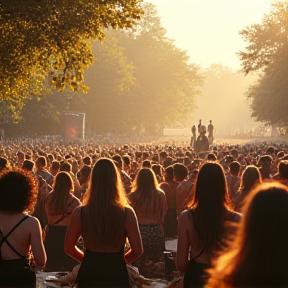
[124,207,143,264]
[64,206,84,262]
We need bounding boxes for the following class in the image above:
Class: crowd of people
[1,135,288,287]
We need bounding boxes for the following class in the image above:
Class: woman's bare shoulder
[157,188,166,197]
[70,194,82,206]
[44,191,53,202]
[125,205,136,216]
[23,215,41,229]
[179,209,191,219]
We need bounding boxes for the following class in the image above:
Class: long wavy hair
[239,165,262,192]
[82,158,129,248]
[209,182,288,287]
[130,168,163,216]
[48,171,74,216]
[188,161,234,254]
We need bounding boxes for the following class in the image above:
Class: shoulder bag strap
[51,198,75,226]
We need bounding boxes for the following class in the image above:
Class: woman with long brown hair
[44,171,81,272]
[233,165,262,212]
[176,162,241,288]
[128,167,167,278]
[64,158,143,287]
[208,182,288,288]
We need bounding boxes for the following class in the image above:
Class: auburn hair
[48,171,74,216]
[82,158,129,248]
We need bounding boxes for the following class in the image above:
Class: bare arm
[176,210,190,273]
[30,217,46,268]
[161,192,168,225]
[124,207,143,264]
[64,206,84,262]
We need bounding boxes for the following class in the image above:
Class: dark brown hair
[0,168,37,213]
[188,161,233,254]
[48,171,74,216]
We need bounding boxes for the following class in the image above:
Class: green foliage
[117,3,203,134]
[4,2,203,136]
[0,0,143,121]
[78,3,203,135]
[238,0,288,128]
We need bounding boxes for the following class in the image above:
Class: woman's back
[81,205,127,253]
[43,172,81,272]
[45,193,80,226]
[64,158,143,287]
[128,168,166,278]
[0,168,46,287]
[176,162,240,288]
[129,188,166,224]
[208,182,288,288]
[0,213,44,262]
[179,209,241,265]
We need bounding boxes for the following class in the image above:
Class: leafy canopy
[0,0,143,107]
[238,0,288,128]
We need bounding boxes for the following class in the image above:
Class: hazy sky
[147,0,276,69]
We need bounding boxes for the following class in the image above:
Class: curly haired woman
[0,168,46,287]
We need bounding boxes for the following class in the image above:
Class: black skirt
[0,258,36,288]
[44,225,79,272]
[183,260,212,288]
[76,250,130,288]
[163,208,178,238]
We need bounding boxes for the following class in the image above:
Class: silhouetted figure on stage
[190,125,196,146]
[208,120,214,145]
[197,119,202,134]
[194,125,209,153]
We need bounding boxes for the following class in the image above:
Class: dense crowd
[1,135,288,288]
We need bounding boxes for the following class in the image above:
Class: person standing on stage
[197,120,202,135]
[191,125,196,147]
[208,120,214,145]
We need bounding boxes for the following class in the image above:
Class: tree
[0,0,143,121]
[3,2,203,136]
[238,0,288,127]
[119,3,203,135]
[70,31,136,134]
[67,3,203,136]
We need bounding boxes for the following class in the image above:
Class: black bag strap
[191,247,205,260]
[50,198,75,226]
